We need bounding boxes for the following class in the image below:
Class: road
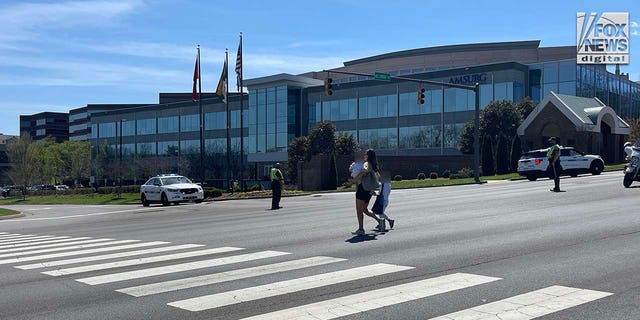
[0,171,638,319]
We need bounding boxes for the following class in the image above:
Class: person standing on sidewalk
[547,137,562,192]
[270,163,284,210]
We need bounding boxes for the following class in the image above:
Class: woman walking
[352,149,384,235]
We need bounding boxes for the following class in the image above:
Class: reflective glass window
[136,119,156,135]
[181,114,199,132]
[543,63,559,84]
[122,120,135,136]
[158,116,178,133]
[137,142,156,156]
[99,122,116,138]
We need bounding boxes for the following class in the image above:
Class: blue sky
[0,0,638,136]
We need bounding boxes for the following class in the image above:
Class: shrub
[442,170,451,178]
[417,172,426,180]
[394,175,402,181]
[250,184,263,191]
[204,188,223,198]
[450,167,475,179]
[428,172,437,179]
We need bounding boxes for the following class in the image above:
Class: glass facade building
[80,40,640,184]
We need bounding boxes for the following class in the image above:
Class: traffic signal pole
[322,69,481,183]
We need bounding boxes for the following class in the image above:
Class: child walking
[371,172,394,231]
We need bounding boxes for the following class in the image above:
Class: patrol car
[517,147,604,181]
[140,174,204,206]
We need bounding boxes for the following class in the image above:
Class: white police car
[517,147,604,181]
[140,174,204,206]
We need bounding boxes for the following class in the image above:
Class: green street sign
[373,72,391,81]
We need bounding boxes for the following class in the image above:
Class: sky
[0,0,638,136]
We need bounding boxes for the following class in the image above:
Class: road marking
[238,273,501,320]
[14,242,196,269]
[0,237,84,249]
[0,239,134,259]
[0,234,40,240]
[168,263,415,312]
[23,208,52,211]
[42,247,244,276]
[118,256,347,297]
[0,238,113,255]
[0,207,161,222]
[77,250,291,285]
[0,235,64,245]
[427,285,613,320]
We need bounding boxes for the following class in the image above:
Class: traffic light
[417,86,425,105]
[324,77,333,96]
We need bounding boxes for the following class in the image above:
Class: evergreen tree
[510,136,522,173]
[496,134,510,174]
[481,135,495,176]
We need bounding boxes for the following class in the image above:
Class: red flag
[235,34,242,91]
[192,51,200,101]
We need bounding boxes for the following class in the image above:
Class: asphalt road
[0,171,639,320]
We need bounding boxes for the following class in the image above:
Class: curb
[0,213,25,220]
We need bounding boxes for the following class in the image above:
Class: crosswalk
[0,231,613,319]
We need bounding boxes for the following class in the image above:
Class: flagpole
[238,32,244,191]
[225,49,231,192]
[197,45,205,185]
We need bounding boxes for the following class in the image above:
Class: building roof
[343,40,542,66]
[244,73,323,89]
[518,92,630,136]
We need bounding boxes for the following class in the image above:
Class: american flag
[235,34,242,91]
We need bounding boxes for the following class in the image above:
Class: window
[158,116,179,133]
[136,119,156,135]
[180,114,199,132]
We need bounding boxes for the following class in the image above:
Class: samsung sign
[577,12,629,64]
[448,73,488,85]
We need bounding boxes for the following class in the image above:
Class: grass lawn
[0,208,20,216]
[0,193,140,205]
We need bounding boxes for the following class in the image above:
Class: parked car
[140,174,204,206]
[517,147,604,181]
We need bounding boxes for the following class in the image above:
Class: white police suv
[517,147,604,181]
[140,174,204,206]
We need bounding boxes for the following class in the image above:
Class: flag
[235,34,242,91]
[216,56,228,103]
[192,50,200,102]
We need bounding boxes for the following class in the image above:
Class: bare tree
[6,135,41,199]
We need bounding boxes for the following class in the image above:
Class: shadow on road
[345,233,378,243]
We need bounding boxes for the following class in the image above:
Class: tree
[328,153,338,190]
[515,96,537,120]
[626,118,640,144]
[496,134,510,174]
[6,135,41,199]
[481,135,495,176]
[511,135,522,173]
[457,120,475,154]
[286,136,309,184]
[307,121,336,160]
[335,133,360,156]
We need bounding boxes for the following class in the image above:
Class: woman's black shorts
[355,183,373,203]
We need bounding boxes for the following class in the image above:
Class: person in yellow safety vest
[547,137,562,192]
[270,163,284,210]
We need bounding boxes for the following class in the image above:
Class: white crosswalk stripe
[15,243,202,269]
[167,263,415,312]
[0,238,122,258]
[42,247,244,276]
[0,234,44,241]
[238,273,502,320]
[77,250,291,285]
[0,239,135,259]
[0,232,613,319]
[0,235,64,245]
[0,236,87,249]
[428,285,613,320]
[117,256,347,297]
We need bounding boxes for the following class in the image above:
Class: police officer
[270,163,284,210]
[547,137,562,192]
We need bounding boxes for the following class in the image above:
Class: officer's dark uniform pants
[271,180,281,209]
[551,163,560,191]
